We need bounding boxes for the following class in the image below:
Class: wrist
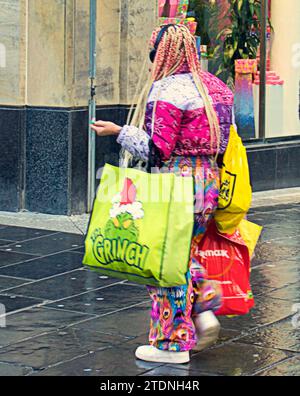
[113,125,122,135]
[115,126,122,134]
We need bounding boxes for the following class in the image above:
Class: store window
[158,0,300,141]
[266,0,300,139]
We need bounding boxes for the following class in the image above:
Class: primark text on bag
[196,221,255,316]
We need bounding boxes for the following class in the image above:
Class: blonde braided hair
[122,24,221,166]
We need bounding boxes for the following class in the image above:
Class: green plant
[189,0,267,88]
[188,0,219,49]
[215,0,262,85]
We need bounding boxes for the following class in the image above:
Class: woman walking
[91,24,234,364]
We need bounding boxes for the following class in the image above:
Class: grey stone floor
[0,188,299,236]
[0,199,299,376]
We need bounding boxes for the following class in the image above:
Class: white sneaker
[193,311,221,352]
[135,345,190,364]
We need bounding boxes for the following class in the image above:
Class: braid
[163,27,180,76]
[123,24,221,166]
[164,27,185,76]
[153,33,169,80]
[182,28,221,156]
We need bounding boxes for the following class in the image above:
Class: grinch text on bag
[91,228,150,270]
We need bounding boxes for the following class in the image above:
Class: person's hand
[90,120,122,137]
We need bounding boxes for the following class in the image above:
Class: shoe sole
[193,323,221,352]
[135,350,190,364]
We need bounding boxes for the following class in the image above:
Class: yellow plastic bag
[238,219,263,258]
[215,126,252,234]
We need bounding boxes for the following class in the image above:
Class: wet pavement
[0,203,299,376]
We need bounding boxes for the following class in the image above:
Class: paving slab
[0,276,28,292]
[0,362,34,376]
[0,201,299,376]
[0,327,125,371]
[0,294,44,314]
[176,342,292,376]
[44,283,150,316]
[72,303,151,338]
[0,226,57,242]
[256,356,300,376]
[5,232,84,256]
[0,306,97,348]
[0,251,83,280]
[0,250,40,268]
[250,260,299,293]
[1,268,122,300]
[235,318,300,353]
[30,343,162,376]
[265,283,300,302]
[218,295,294,333]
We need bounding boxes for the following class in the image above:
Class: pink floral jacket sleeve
[117,72,234,162]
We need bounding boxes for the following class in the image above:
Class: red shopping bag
[195,222,254,316]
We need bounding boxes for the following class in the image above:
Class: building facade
[0,0,299,215]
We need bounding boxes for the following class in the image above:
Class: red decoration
[120,178,137,206]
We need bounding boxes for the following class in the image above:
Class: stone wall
[0,0,158,214]
[0,0,158,108]
[119,0,158,104]
[0,0,27,106]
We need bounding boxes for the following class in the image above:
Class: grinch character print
[91,178,150,271]
[106,178,144,242]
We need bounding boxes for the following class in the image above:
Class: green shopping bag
[83,164,194,287]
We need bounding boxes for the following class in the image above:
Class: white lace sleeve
[117,125,150,162]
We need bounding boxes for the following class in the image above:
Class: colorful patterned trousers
[147,156,223,352]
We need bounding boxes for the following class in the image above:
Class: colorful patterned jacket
[117,70,235,162]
